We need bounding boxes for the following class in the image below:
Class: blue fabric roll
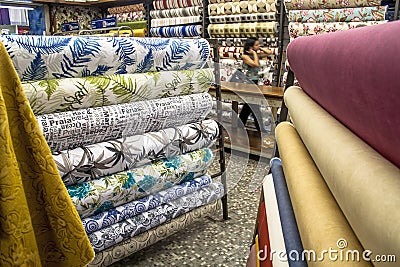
[270,157,307,267]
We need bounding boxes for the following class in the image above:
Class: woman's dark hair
[243,38,258,55]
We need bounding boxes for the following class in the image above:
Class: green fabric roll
[276,122,371,267]
[22,69,213,115]
[117,21,147,29]
[284,86,400,266]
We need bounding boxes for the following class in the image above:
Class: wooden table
[209,82,284,157]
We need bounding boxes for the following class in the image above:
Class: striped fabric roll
[151,16,202,27]
[150,25,203,37]
[153,0,203,9]
[150,6,202,18]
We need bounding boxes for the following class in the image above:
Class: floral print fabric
[288,6,387,22]
[284,0,380,10]
[289,21,387,39]
[82,175,212,234]
[54,119,219,184]
[50,5,102,32]
[88,181,224,252]
[67,148,214,218]
[0,35,210,81]
[22,69,214,115]
[37,93,213,151]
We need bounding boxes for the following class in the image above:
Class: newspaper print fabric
[82,175,212,234]
[37,93,213,151]
[67,148,214,218]
[0,35,210,81]
[284,0,380,10]
[88,181,224,252]
[87,201,220,267]
[288,21,387,39]
[54,119,219,185]
[288,6,387,22]
[22,69,214,115]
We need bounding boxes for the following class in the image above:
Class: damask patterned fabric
[54,119,219,184]
[82,175,212,234]
[88,201,220,267]
[37,93,213,151]
[284,0,380,10]
[288,21,387,39]
[89,181,224,252]
[150,6,203,18]
[67,148,214,218]
[150,25,203,37]
[22,69,213,115]
[0,35,210,81]
[0,38,94,266]
[288,6,387,22]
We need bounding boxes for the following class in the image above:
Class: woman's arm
[242,50,259,67]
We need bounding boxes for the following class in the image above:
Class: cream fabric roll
[276,122,371,267]
[284,86,400,266]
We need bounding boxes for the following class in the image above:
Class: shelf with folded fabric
[0,34,227,266]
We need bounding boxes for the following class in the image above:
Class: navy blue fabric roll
[270,157,307,267]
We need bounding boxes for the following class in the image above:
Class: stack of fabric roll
[281,0,389,85]
[107,4,147,37]
[1,35,224,266]
[150,0,204,37]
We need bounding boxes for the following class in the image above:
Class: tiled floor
[111,153,270,267]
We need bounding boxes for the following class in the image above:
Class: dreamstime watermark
[257,238,397,263]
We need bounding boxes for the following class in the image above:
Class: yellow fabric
[109,28,147,37]
[0,42,94,266]
[276,122,370,267]
[284,86,400,266]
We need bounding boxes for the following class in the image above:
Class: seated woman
[239,38,274,132]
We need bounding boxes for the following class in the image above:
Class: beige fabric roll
[276,122,371,266]
[284,86,400,266]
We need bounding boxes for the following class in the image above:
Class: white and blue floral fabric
[82,174,212,234]
[67,148,213,218]
[0,35,210,81]
[88,181,224,252]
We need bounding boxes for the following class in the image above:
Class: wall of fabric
[150,0,204,37]
[106,3,147,38]
[1,34,223,263]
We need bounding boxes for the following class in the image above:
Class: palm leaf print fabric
[0,35,210,81]
[22,69,214,115]
[288,6,387,23]
[54,119,219,185]
[37,93,213,151]
[67,148,214,218]
[89,181,224,252]
[82,175,212,234]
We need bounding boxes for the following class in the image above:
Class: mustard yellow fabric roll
[284,86,400,266]
[276,122,371,267]
[0,41,94,265]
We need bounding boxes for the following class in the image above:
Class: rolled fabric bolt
[224,2,233,14]
[249,0,257,12]
[239,1,250,13]
[234,23,241,37]
[249,22,257,37]
[217,3,225,14]
[256,0,267,13]
[208,4,218,16]
[232,2,240,13]
[270,2,276,11]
